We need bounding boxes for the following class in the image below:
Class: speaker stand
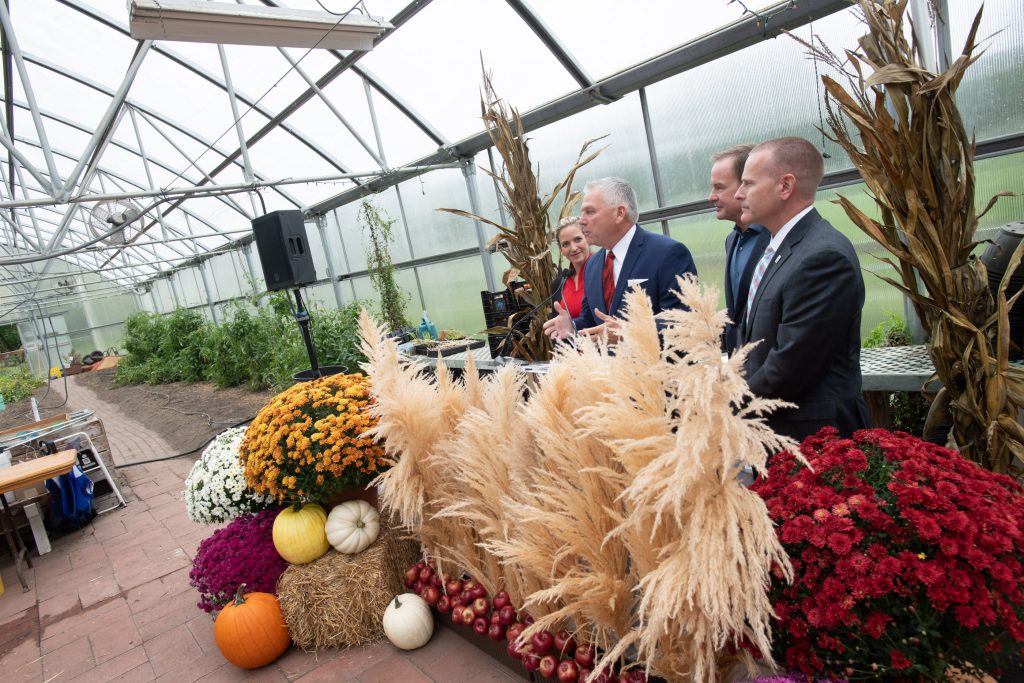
[292,288,320,379]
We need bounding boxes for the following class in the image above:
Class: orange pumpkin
[214,584,290,668]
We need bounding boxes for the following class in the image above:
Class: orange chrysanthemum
[239,373,386,504]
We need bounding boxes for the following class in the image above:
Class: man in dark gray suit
[735,136,869,441]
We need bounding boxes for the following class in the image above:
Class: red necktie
[602,251,615,310]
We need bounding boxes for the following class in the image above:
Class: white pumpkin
[325,499,380,554]
[382,593,433,650]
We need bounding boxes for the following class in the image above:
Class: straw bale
[277,516,419,649]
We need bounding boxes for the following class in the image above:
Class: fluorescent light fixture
[129,0,391,50]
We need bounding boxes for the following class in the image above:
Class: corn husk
[799,0,1024,473]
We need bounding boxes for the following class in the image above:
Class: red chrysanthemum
[752,428,1024,681]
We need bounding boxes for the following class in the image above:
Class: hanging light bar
[128,0,391,50]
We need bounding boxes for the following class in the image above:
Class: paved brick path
[0,375,523,682]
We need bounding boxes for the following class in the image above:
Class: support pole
[197,260,219,324]
[461,161,497,291]
[315,214,344,308]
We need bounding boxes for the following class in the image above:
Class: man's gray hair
[584,177,638,223]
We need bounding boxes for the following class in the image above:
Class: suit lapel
[743,211,820,341]
[724,229,738,307]
[610,227,643,313]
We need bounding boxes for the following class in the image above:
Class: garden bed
[0,369,276,454]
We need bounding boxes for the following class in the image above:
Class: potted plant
[239,372,388,507]
[752,428,1024,680]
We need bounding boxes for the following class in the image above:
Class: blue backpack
[45,464,95,531]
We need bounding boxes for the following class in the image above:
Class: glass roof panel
[12,0,137,91]
[531,0,779,81]
[358,0,578,143]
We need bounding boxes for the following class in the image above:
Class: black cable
[254,189,267,215]
[117,416,255,468]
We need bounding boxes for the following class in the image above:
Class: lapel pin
[774,255,781,264]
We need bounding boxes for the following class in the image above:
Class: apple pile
[402,562,648,682]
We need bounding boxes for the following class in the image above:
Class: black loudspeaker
[980,222,1024,360]
[251,210,318,291]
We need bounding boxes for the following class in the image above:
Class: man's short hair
[711,143,755,181]
[751,137,825,200]
[584,177,638,223]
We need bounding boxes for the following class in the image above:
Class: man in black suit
[736,137,869,441]
[710,144,770,355]
[543,178,697,344]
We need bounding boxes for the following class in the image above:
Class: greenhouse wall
[18,1,1017,360]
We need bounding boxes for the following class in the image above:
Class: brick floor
[0,374,527,682]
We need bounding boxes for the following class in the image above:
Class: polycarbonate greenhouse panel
[952,0,1024,141]
[645,5,865,209]
[525,91,656,216]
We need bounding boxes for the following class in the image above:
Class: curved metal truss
[0,0,864,319]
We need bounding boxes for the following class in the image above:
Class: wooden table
[0,449,77,591]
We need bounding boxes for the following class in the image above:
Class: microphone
[495,269,571,358]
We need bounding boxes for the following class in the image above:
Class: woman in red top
[552,216,592,319]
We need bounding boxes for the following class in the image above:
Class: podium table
[0,449,77,591]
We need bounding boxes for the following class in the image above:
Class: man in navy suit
[736,137,868,441]
[710,144,770,355]
[543,177,697,344]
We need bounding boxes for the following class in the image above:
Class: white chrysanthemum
[183,426,274,524]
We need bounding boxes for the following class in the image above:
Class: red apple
[418,565,434,583]
[574,644,596,669]
[436,595,451,613]
[618,671,647,683]
[522,651,541,672]
[581,670,612,683]
[490,611,501,624]
[473,616,489,636]
[463,579,478,593]
[404,565,420,585]
[487,623,505,641]
[412,580,424,595]
[430,572,443,588]
[554,630,576,657]
[531,630,554,656]
[497,604,517,626]
[459,590,472,605]
[538,654,558,679]
[557,659,580,682]
[505,622,525,643]
[421,586,440,606]
[459,606,476,626]
[468,583,487,600]
[507,639,524,660]
[492,590,511,610]
[446,578,464,596]
[524,614,535,627]
[472,597,490,617]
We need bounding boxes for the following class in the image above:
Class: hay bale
[277,515,420,649]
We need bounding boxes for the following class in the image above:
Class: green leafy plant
[360,199,410,333]
[0,324,21,353]
[118,294,373,391]
[864,313,929,436]
[0,364,43,403]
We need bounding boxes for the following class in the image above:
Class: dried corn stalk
[805,0,1024,472]
[439,68,603,361]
